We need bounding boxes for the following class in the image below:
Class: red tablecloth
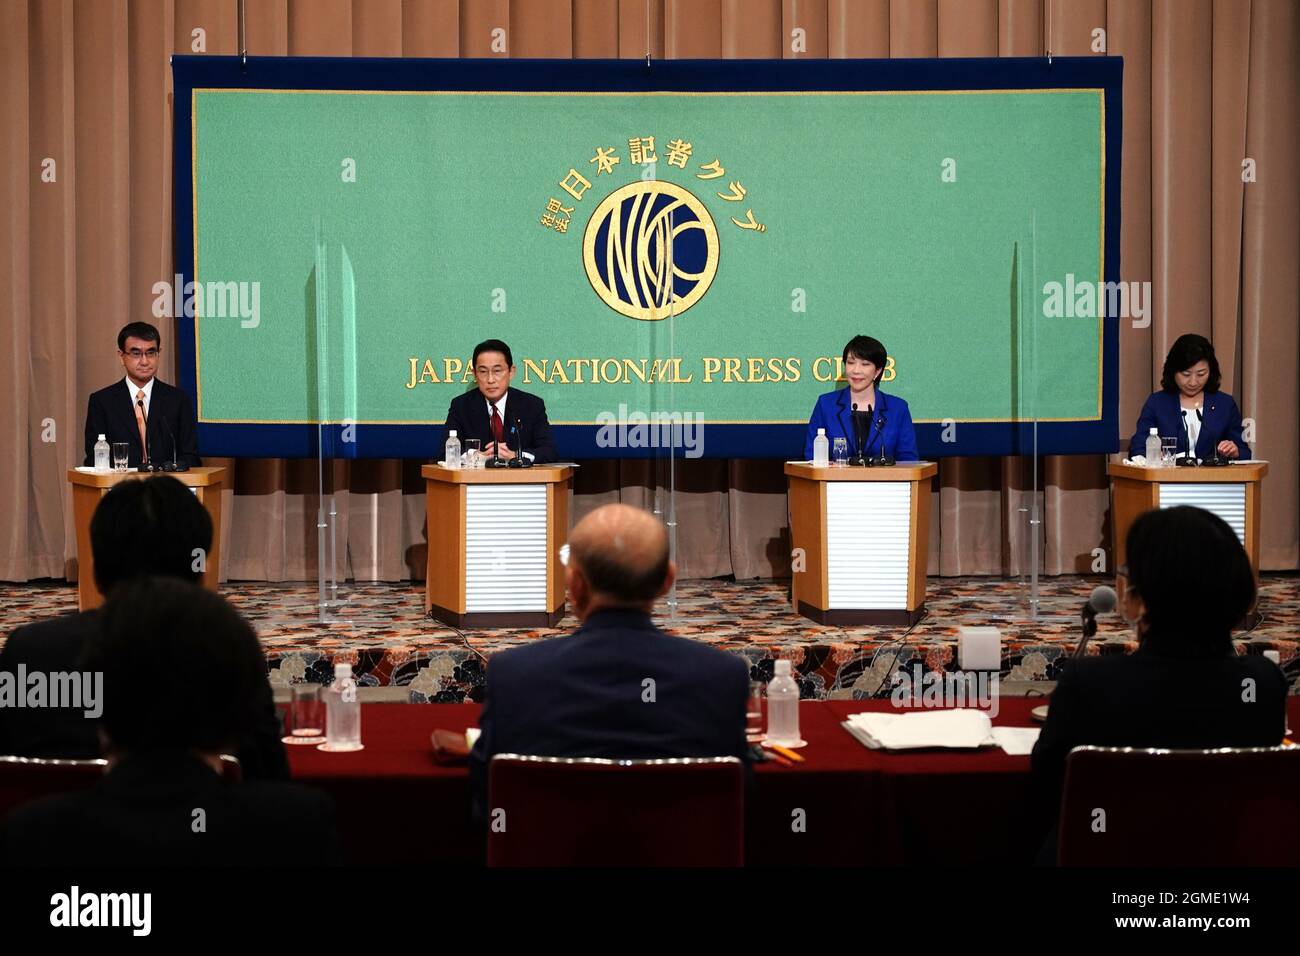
[286,698,1300,866]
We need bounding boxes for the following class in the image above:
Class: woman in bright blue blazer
[1128,333,1250,461]
[804,335,919,462]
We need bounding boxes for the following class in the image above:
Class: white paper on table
[844,709,996,750]
[990,726,1041,755]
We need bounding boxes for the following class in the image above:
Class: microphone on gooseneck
[160,417,188,473]
[1074,585,1118,660]
[850,402,867,466]
[136,398,155,472]
[867,411,893,466]
[1178,409,1197,466]
[508,417,532,468]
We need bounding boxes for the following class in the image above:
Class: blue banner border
[171,54,1122,460]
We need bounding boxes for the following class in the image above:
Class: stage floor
[3,574,1296,701]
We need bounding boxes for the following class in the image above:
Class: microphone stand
[849,402,868,467]
[507,417,532,468]
[161,418,189,473]
[871,414,895,466]
[136,399,156,472]
[1176,409,1199,467]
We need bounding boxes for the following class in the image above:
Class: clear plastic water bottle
[765,659,802,746]
[1144,427,1161,466]
[813,427,829,466]
[324,663,362,750]
[93,434,110,472]
[444,429,461,469]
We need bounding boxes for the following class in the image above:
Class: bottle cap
[98,434,106,440]
[1149,427,1158,434]
[817,428,825,435]
[774,659,792,675]
[334,663,352,678]
[449,430,457,437]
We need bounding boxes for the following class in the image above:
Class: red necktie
[490,405,504,446]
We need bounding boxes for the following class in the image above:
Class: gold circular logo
[582,180,719,321]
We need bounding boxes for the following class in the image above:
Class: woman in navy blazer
[804,335,919,461]
[1128,334,1250,461]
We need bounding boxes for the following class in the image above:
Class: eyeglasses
[123,349,159,360]
[476,366,508,380]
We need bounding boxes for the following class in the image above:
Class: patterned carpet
[3,574,1296,701]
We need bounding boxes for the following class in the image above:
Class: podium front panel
[465,483,548,612]
[1158,483,1246,545]
[825,481,911,610]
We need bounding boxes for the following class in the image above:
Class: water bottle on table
[812,428,829,466]
[764,659,804,747]
[321,663,363,752]
[1144,427,1161,466]
[444,430,461,469]
[93,434,110,472]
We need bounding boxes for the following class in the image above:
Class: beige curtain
[2,0,1296,584]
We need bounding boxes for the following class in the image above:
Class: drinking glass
[1160,437,1177,466]
[289,683,324,738]
[463,438,482,469]
[112,443,129,472]
[831,437,849,467]
[746,681,765,742]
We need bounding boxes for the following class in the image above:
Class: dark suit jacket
[0,611,290,781]
[469,608,751,818]
[442,387,557,464]
[0,750,339,866]
[1030,647,1287,859]
[84,378,201,469]
[1127,389,1250,460]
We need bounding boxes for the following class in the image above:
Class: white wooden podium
[785,461,938,626]
[421,464,572,628]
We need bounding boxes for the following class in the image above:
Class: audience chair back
[0,753,243,821]
[0,755,106,821]
[487,754,744,866]
[1058,745,1300,865]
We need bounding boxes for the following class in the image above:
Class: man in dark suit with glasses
[82,321,201,470]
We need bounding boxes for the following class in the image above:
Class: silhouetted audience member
[0,577,339,866]
[0,476,288,780]
[1031,505,1286,863]
[470,504,751,819]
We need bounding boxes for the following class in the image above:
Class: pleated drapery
[1,0,1296,584]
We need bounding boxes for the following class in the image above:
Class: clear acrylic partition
[308,217,357,623]
[1010,210,1055,623]
[647,179,679,620]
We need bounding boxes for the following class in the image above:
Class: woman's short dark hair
[88,576,269,755]
[90,476,213,594]
[1160,333,1221,393]
[842,335,888,384]
[1125,506,1254,656]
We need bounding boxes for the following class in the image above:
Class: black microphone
[507,417,532,468]
[1199,406,1228,466]
[1176,409,1198,467]
[135,398,157,472]
[159,416,189,473]
[1074,585,1118,660]
[866,412,894,466]
[849,402,868,466]
[486,406,508,468]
